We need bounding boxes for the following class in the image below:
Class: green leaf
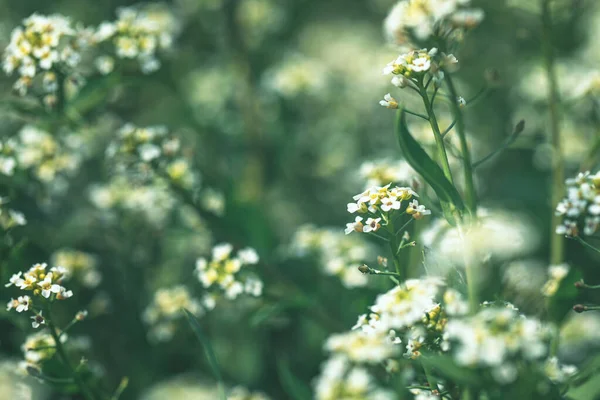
[183,309,227,400]
[566,372,600,400]
[276,356,312,400]
[395,109,465,225]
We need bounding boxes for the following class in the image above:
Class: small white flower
[37,273,62,298]
[238,248,259,264]
[406,200,431,219]
[30,312,45,329]
[362,218,381,233]
[379,93,399,109]
[380,197,401,212]
[5,271,22,287]
[7,295,31,312]
[345,216,364,235]
[212,243,233,261]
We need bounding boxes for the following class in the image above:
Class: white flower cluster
[51,249,102,289]
[325,330,400,364]
[382,48,458,93]
[21,330,66,368]
[106,123,199,189]
[142,285,203,342]
[89,176,176,227]
[2,13,87,97]
[355,277,445,334]
[195,244,263,300]
[321,277,452,380]
[2,6,176,102]
[556,171,600,237]
[384,0,484,48]
[313,356,395,400]
[0,198,26,230]
[346,184,430,235]
[94,5,176,74]
[6,262,73,302]
[0,125,82,184]
[289,225,374,288]
[421,208,540,272]
[445,307,551,383]
[358,159,419,189]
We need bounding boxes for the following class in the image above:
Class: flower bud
[573,304,587,313]
[358,264,370,274]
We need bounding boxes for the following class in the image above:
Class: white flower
[37,273,62,298]
[380,197,401,212]
[379,93,399,109]
[6,295,31,312]
[5,272,22,287]
[238,247,259,264]
[345,216,364,235]
[30,312,45,329]
[406,199,431,219]
[244,277,263,297]
[362,217,381,233]
[212,243,233,261]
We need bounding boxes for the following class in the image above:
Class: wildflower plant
[1,0,600,399]
[5,263,98,399]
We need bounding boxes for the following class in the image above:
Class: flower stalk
[541,0,565,265]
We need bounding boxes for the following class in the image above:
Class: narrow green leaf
[183,309,226,400]
[276,357,312,400]
[395,109,465,225]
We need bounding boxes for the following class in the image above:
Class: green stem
[418,82,455,185]
[574,236,600,255]
[386,220,406,279]
[457,223,478,314]
[541,0,565,265]
[444,74,477,214]
[47,309,97,400]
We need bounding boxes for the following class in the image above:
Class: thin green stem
[364,268,403,279]
[404,108,430,121]
[574,236,600,255]
[47,309,97,400]
[441,119,457,137]
[418,82,455,185]
[541,0,565,265]
[444,74,477,214]
[457,223,478,314]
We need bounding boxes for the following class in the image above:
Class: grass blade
[183,309,226,400]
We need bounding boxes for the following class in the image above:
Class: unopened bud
[358,264,370,274]
[573,304,587,313]
[25,364,41,377]
[574,280,585,289]
[377,256,388,267]
[75,310,88,321]
[513,119,525,135]
[402,231,410,241]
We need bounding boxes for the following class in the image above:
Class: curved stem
[47,308,97,400]
[541,0,565,265]
[444,74,477,214]
[574,236,600,255]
